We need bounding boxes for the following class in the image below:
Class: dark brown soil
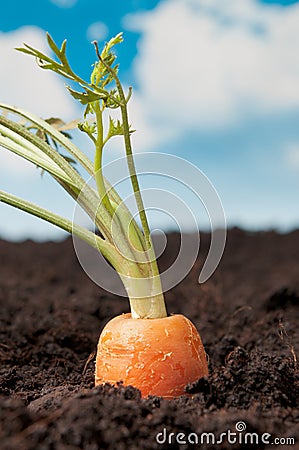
[0,229,298,449]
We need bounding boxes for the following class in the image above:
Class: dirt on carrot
[0,229,299,449]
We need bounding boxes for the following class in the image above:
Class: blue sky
[1,0,299,241]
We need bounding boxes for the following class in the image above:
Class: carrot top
[0,33,166,319]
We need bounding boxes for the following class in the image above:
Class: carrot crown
[0,33,167,319]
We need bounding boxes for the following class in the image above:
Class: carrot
[95,313,208,398]
[0,33,210,399]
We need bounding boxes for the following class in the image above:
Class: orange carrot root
[95,313,208,398]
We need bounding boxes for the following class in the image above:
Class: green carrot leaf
[46,32,61,59]
[67,86,106,105]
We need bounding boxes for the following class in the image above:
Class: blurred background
[1,0,299,241]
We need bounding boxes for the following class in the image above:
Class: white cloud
[0,26,80,174]
[285,143,299,170]
[124,0,299,146]
[86,22,109,43]
[128,92,176,152]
